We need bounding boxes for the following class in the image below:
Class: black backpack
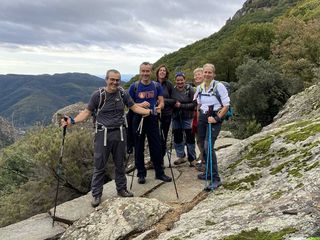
[92,87,126,127]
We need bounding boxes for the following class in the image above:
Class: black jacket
[157,79,175,116]
[171,84,196,120]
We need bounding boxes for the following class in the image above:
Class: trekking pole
[209,123,213,190]
[52,117,67,227]
[204,123,213,191]
[128,152,135,190]
[165,127,179,199]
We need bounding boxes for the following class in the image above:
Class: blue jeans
[172,118,196,161]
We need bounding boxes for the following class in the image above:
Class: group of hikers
[62,61,230,207]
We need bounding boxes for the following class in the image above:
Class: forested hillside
[0,73,104,127]
[126,0,320,138]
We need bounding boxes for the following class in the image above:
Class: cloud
[0,0,246,74]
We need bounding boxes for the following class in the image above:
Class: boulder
[60,198,171,240]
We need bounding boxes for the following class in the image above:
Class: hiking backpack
[173,83,192,97]
[92,87,126,127]
[198,80,234,121]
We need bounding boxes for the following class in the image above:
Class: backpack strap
[97,87,107,117]
[97,86,126,111]
[198,82,206,101]
[133,81,139,96]
[212,81,223,107]
[185,84,191,97]
[153,80,161,97]
[95,87,126,131]
[118,86,125,101]
[198,81,224,107]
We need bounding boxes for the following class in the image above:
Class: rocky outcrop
[232,0,275,20]
[0,213,67,240]
[60,198,171,240]
[52,102,92,129]
[157,83,320,239]
[263,83,320,131]
[159,120,320,239]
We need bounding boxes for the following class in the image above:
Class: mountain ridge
[0,73,105,127]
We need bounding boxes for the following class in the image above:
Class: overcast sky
[0,0,246,76]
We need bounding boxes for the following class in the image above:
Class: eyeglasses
[109,78,120,82]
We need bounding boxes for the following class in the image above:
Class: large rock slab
[60,197,171,240]
[215,137,241,150]
[158,168,320,240]
[148,167,203,203]
[0,213,66,240]
[49,169,176,223]
[128,168,179,196]
[158,118,320,240]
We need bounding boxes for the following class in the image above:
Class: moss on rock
[223,227,297,240]
[244,136,274,160]
[283,122,320,143]
[224,173,262,190]
[271,190,284,199]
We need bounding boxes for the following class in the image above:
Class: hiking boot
[211,180,222,189]
[156,174,172,182]
[118,189,134,198]
[138,176,146,184]
[174,157,187,165]
[195,161,202,168]
[204,181,222,191]
[197,172,211,180]
[189,160,196,167]
[196,163,206,172]
[91,196,101,208]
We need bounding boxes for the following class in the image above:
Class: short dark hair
[106,69,121,80]
[155,64,169,80]
[140,62,153,68]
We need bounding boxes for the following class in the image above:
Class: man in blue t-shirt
[128,62,172,184]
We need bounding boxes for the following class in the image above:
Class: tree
[271,17,320,87]
[233,58,290,126]
[210,23,275,83]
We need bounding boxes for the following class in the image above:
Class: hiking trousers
[172,117,196,161]
[159,114,172,159]
[91,128,127,198]
[197,113,222,181]
[132,114,165,178]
